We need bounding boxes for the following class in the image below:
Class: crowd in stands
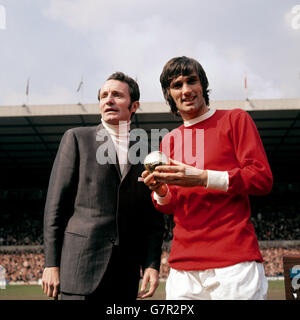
[249,193,300,241]
[261,246,300,277]
[1,189,299,246]
[0,252,44,283]
[0,198,44,246]
[1,245,300,283]
[1,208,298,246]
[159,245,300,279]
[0,186,299,282]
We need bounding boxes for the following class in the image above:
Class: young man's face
[168,72,208,121]
[99,79,139,125]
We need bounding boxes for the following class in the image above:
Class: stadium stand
[0,185,299,282]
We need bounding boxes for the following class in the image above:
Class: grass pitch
[0,280,285,300]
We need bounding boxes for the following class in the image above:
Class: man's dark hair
[160,56,210,116]
[98,72,140,103]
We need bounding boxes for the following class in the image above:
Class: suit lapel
[122,130,149,181]
[95,124,149,181]
[121,136,134,180]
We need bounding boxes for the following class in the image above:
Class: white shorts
[166,261,268,300]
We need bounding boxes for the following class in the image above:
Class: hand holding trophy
[138,151,168,181]
[139,151,169,197]
[144,151,168,172]
[141,151,207,189]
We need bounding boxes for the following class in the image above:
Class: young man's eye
[188,78,198,84]
[171,82,182,89]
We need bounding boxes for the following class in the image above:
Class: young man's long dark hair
[160,56,210,116]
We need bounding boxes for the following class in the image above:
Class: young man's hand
[151,158,208,187]
[141,170,168,197]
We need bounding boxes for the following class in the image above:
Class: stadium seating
[0,186,299,282]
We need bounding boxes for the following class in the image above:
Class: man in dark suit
[41,72,164,300]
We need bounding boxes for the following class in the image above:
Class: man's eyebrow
[100,89,123,95]
[170,78,182,86]
[187,74,198,80]
[170,74,198,83]
[111,90,123,95]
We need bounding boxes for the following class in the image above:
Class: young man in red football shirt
[142,56,273,300]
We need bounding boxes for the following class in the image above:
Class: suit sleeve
[227,110,273,196]
[141,189,165,271]
[43,129,79,267]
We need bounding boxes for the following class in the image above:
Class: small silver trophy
[144,151,168,172]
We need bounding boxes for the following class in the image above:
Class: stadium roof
[0,98,300,186]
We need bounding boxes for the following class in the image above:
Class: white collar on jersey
[183,108,216,127]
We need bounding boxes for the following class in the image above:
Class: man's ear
[130,101,140,112]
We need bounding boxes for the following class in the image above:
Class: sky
[0,0,299,106]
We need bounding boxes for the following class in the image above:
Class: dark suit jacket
[43,124,164,295]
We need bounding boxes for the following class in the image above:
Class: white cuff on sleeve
[206,170,229,192]
[153,185,172,205]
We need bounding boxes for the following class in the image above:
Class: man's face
[99,79,139,125]
[168,72,208,121]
